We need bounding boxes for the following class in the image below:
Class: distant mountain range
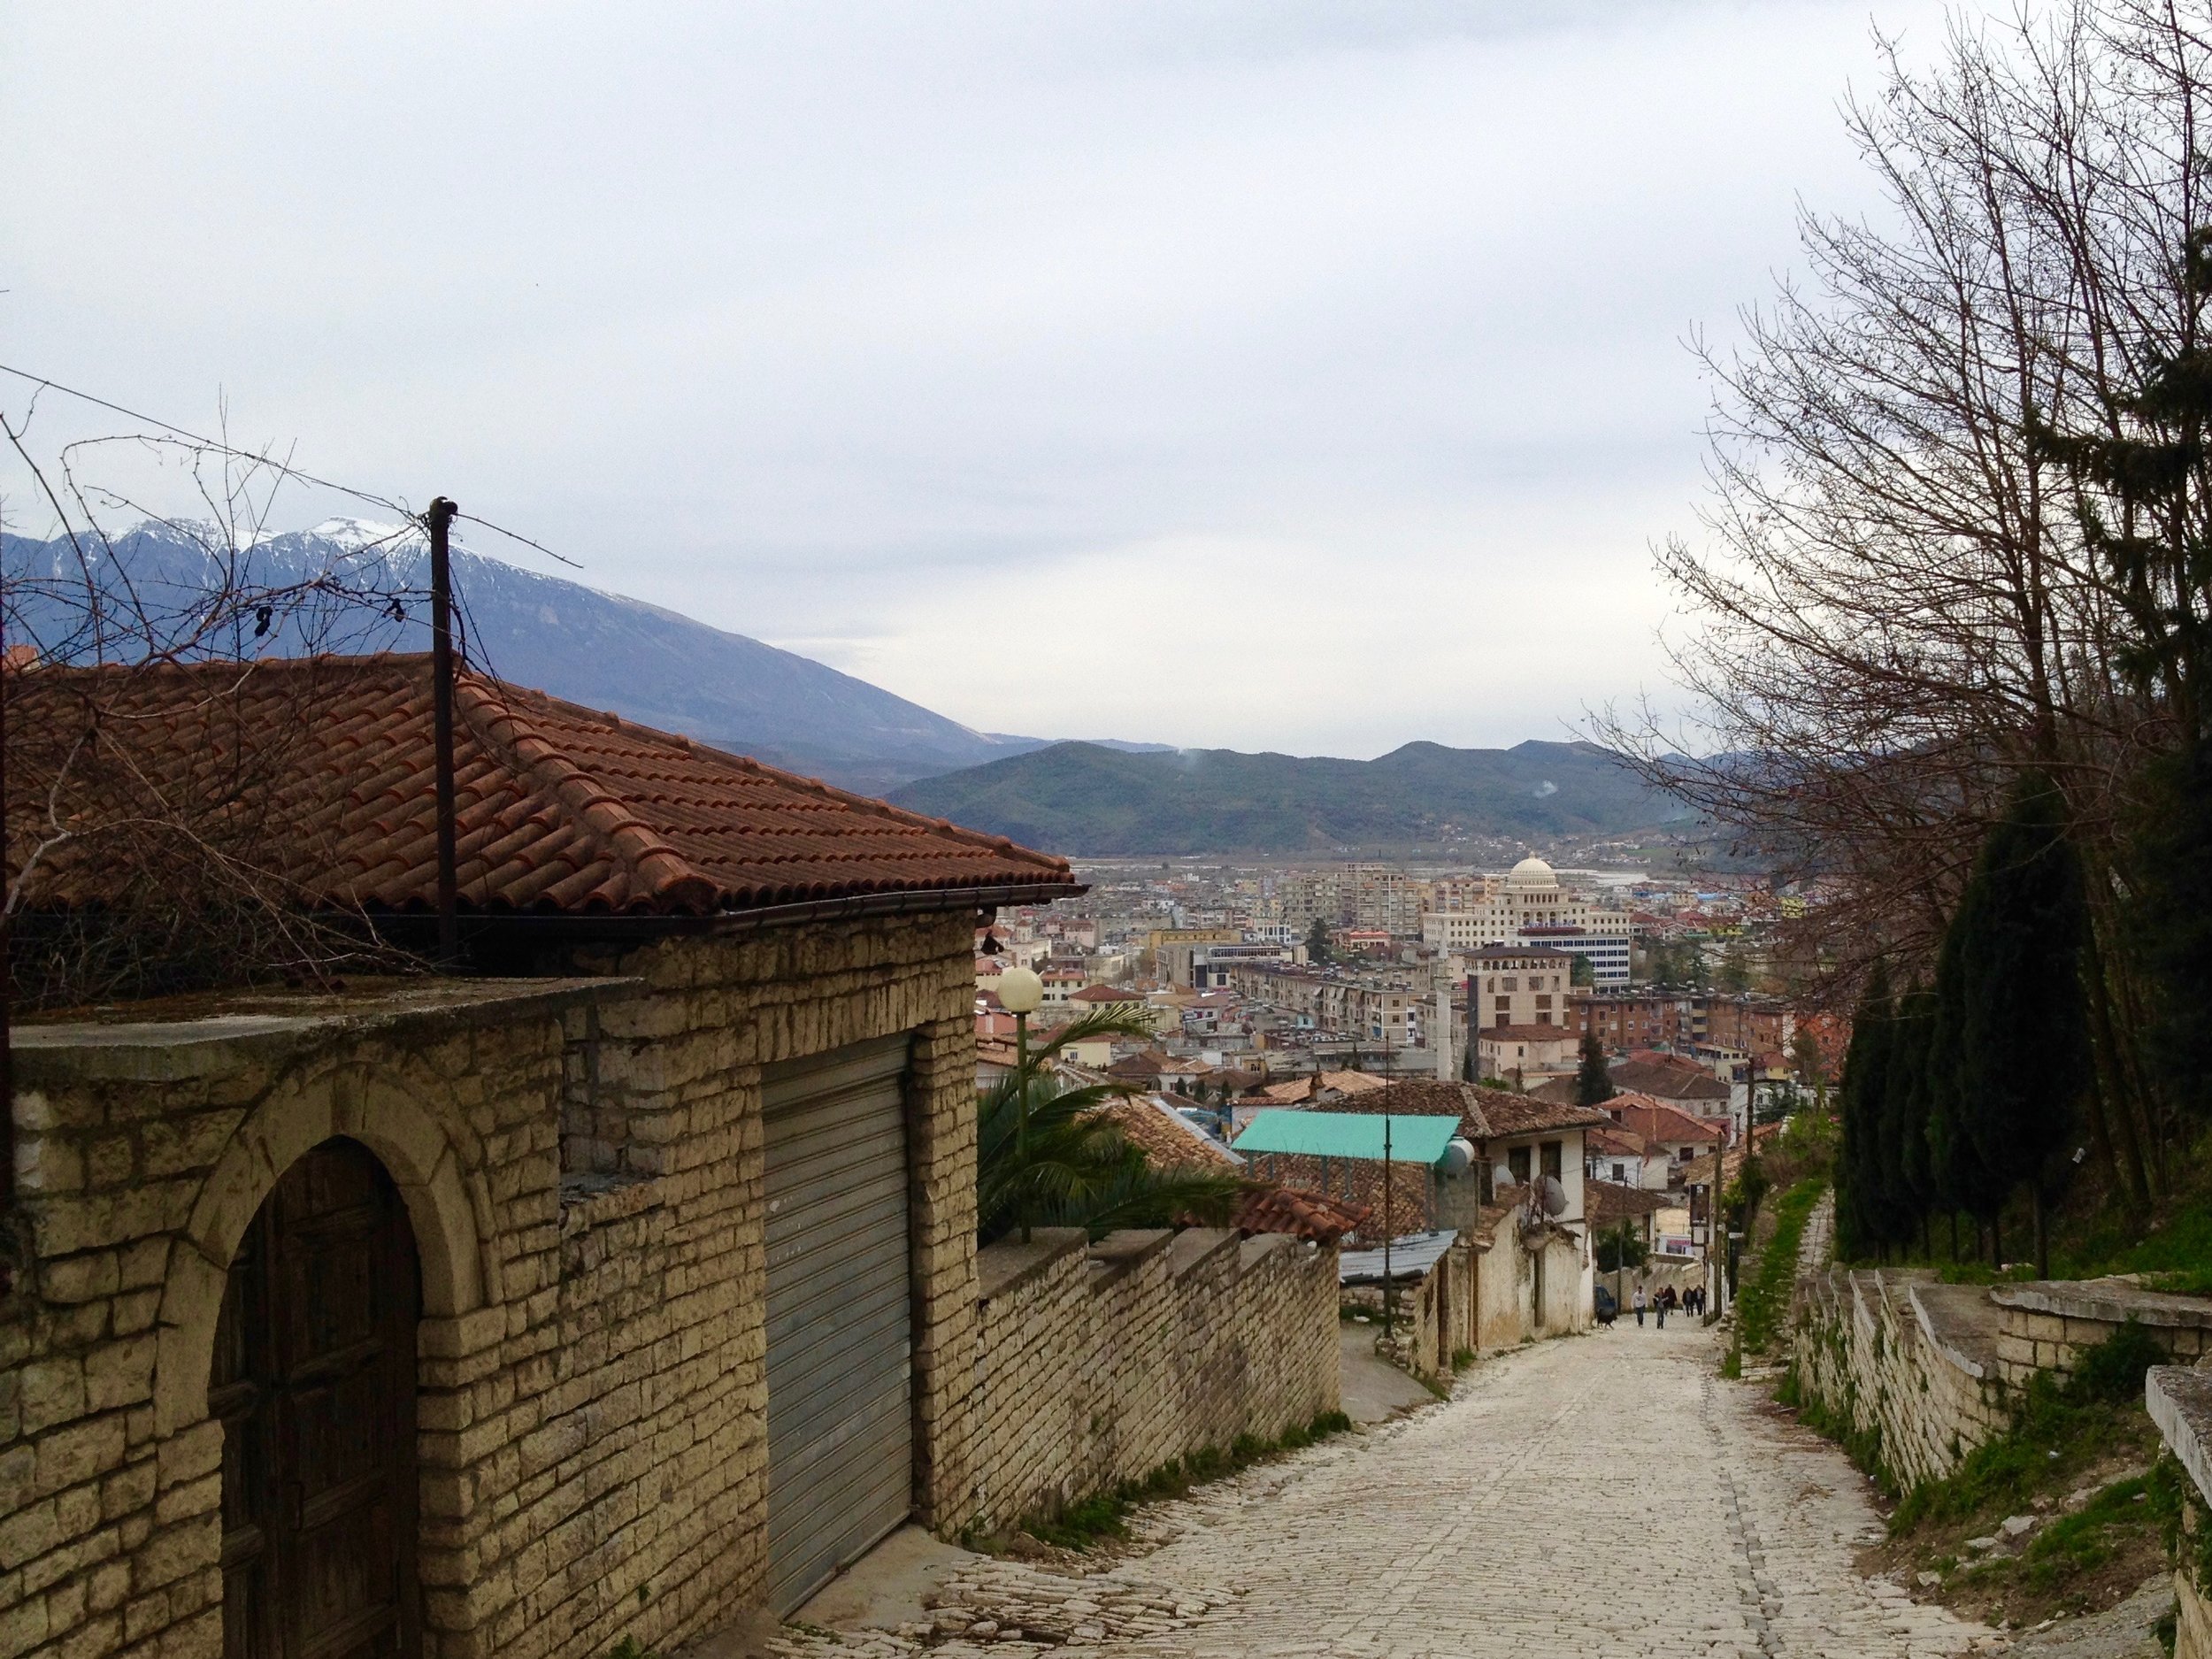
[4,520,1160,795]
[887,739,1692,855]
[6,520,1690,847]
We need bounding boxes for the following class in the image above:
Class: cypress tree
[1575,1030,1613,1108]
[1950,772,2093,1277]
[1879,981,1938,1256]
[1928,914,2008,1263]
[1836,959,1893,1261]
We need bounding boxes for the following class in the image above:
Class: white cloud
[0,0,1953,752]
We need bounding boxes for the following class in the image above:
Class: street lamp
[998,967,1045,1242]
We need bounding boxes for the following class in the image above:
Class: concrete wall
[0,908,981,1659]
[968,1225,1339,1533]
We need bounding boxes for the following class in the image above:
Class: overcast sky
[2,1,1951,756]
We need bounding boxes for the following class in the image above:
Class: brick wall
[966,1226,1339,1533]
[0,907,982,1659]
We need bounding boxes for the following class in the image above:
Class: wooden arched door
[209,1137,422,1659]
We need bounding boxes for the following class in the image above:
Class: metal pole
[1383,1115,1394,1342]
[426,497,460,967]
[0,601,13,1227]
[1015,1009,1031,1243]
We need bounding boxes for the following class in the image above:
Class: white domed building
[1420,854,1632,988]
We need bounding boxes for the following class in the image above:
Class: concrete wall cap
[1993,1279,2212,1329]
[14,977,641,1083]
[2147,1364,2212,1508]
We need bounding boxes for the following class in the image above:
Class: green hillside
[886,738,1687,855]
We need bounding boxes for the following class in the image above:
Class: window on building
[1502,976,1517,990]
[1495,996,1511,1012]
[1611,1162,1627,1182]
[1541,1141,1563,1180]
[1534,995,1551,1010]
[1509,1145,1532,1185]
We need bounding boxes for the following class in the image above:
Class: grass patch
[1719,1345,1742,1380]
[2018,1475,2150,1589]
[1886,1323,2164,1537]
[1018,1409,1353,1549]
[1736,1178,1825,1356]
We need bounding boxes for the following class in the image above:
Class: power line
[0,362,579,569]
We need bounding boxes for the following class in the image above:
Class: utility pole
[426,497,460,967]
[1382,1114,1394,1342]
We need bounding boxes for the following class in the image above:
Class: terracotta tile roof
[1477,1093,1614,1138]
[1609,1058,1730,1102]
[10,655,1079,918]
[1232,1186,1370,1245]
[1330,1079,1610,1142]
[1586,1125,1652,1158]
[1608,1094,1726,1147]
[1586,1179,1671,1223]
[1071,984,1144,1003]
[1318,1070,1390,1095]
[1090,1095,1241,1173]
[1479,1023,1580,1042]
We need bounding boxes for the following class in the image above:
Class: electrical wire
[0,362,580,569]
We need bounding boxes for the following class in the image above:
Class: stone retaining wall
[1792,1268,2010,1489]
[2148,1365,2212,1659]
[1793,1265,2212,1489]
[969,1225,1339,1533]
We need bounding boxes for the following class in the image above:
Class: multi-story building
[1573,991,1793,1060]
[1466,944,1579,1033]
[1419,856,1633,987]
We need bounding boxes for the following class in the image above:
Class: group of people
[1629,1283,1705,1327]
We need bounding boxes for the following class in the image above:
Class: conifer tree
[1948,773,2093,1277]
[1881,983,1938,1255]
[1927,917,2008,1263]
[1836,959,1893,1260]
[1575,1030,1613,1108]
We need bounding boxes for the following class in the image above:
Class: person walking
[1632,1284,1647,1327]
[1655,1285,1671,1329]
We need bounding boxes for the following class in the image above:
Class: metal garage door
[763,1033,914,1614]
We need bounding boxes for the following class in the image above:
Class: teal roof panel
[1231,1110,1462,1164]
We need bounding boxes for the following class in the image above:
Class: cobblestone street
[780,1318,2002,1659]
[1106,1319,1988,1659]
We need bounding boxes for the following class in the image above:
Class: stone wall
[967,1225,1339,1533]
[0,907,982,1659]
[1989,1281,2212,1387]
[2148,1366,2212,1659]
[1791,1269,2011,1490]
[1793,1267,2212,1490]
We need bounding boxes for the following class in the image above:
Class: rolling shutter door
[762,1033,914,1614]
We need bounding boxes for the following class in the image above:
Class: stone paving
[778,1319,2001,1659]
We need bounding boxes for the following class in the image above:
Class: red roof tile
[1233,1187,1370,1244]
[10,655,1079,918]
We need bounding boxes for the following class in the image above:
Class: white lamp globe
[998,966,1045,1016]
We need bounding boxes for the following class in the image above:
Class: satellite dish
[1540,1176,1568,1217]
[1439,1137,1475,1178]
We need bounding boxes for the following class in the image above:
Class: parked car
[1594,1284,1617,1325]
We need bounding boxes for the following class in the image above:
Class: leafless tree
[2,401,433,1009]
[1602,1,2212,1197]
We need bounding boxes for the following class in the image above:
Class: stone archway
[156,1066,493,1440]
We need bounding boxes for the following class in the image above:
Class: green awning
[1232,1110,1462,1164]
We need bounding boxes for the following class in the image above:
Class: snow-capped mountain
[2,518,1046,794]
